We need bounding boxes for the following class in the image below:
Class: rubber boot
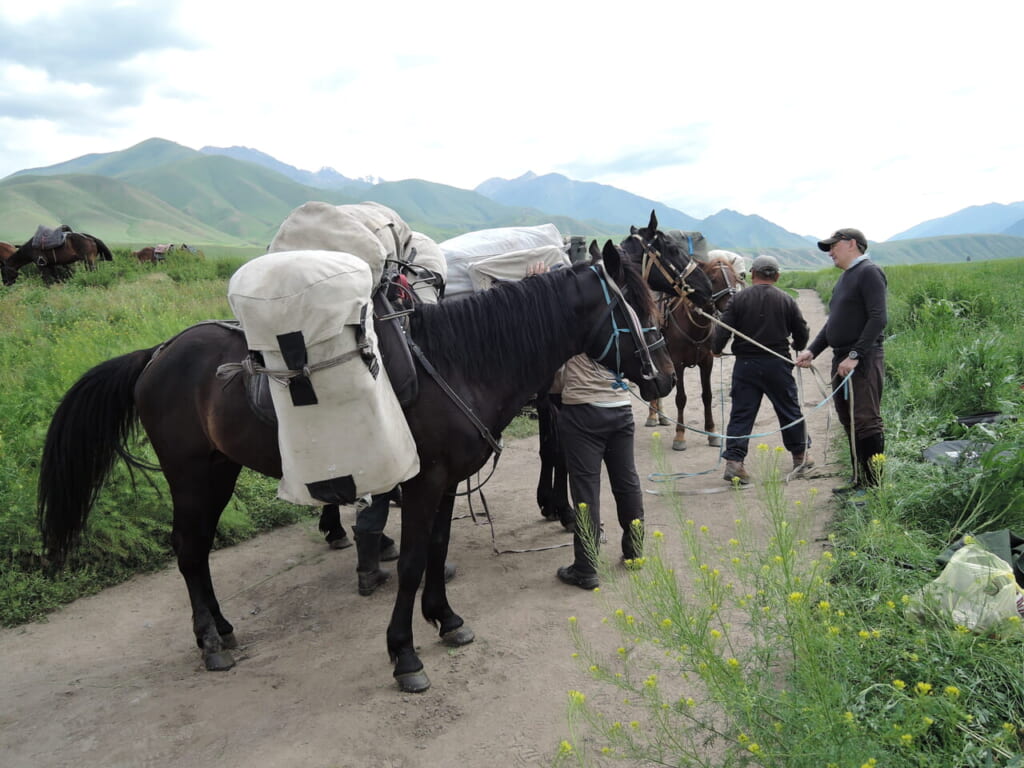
[379,533,399,562]
[355,533,391,596]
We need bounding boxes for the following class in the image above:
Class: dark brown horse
[38,241,674,693]
[645,254,744,450]
[2,229,114,285]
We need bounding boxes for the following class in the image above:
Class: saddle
[32,224,72,250]
[238,289,418,426]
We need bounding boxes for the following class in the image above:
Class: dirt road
[0,290,840,768]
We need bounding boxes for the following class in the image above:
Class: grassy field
[2,254,1022,765]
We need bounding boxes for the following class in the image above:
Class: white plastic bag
[906,542,1024,635]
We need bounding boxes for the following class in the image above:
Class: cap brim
[817,238,838,252]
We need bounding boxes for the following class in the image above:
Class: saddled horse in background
[645,253,744,451]
[38,240,674,693]
[133,244,174,263]
[2,227,114,285]
[534,210,717,526]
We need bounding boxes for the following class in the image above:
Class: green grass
[558,259,1024,766]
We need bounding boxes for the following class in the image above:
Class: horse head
[705,255,744,313]
[620,210,714,310]
[582,239,675,402]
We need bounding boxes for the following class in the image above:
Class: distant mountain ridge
[1,137,1022,268]
[889,201,1024,240]
[475,172,812,250]
[199,145,378,190]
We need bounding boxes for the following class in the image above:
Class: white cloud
[1,0,1022,241]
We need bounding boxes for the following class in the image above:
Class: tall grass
[0,255,305,625]
[559,450,1024,767]
[558,258,1024,765]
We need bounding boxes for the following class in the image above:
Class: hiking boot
[723,460,750,485]
[791,453,815,478]
[357,568,391,596]
[327,531,353,550]
[556,565,600,590]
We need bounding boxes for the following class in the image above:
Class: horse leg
[672,366,688,451]
[536,393,573,525]
[645,399,660,427]
[318,504,352,549]
[701,357,721,447]
[168,462,243,671]
[387,481,469,693]
[422,492,473,647]
[535,392,558,519]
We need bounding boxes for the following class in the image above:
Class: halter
[582,263,666,382]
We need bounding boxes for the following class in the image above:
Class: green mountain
[10,137,197,180]
[2,137,1022,269]
[0,173,236,244]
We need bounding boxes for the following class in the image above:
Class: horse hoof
[328,536,353,550]
[441,625,475,647]
[220,632,238,650]
[395,670,431,693]
[659,416,672,426]
[644,417,658,428]
[672,440,687,451]
[708,437,722,447]
[204,649,236,671]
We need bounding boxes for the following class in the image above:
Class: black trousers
[831,350,885,439]
[722,357,808,462]
[560,403,643,574]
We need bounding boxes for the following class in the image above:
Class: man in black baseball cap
[817,228,867,253]
[798,226,887,495]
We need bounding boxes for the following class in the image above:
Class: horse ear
[647,209,658,232]
[630,225,639,236]
[588,239,602,261]
[601,240,622,274]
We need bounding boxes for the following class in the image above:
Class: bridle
[582,262,666,383]
[623,231,703,304]
[708,261,741,307]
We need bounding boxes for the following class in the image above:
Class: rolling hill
[2,137,1023,268]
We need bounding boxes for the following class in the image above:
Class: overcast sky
[1,0,1021,241]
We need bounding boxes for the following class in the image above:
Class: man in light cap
[711,254,812,483]
[796,228,887,493]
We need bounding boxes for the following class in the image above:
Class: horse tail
[91,235,114,261]
[38,345,159,567]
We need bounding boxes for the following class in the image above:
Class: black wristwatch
[848,350,859,360]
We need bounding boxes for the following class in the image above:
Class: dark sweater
[711,283,809,357]
[808,259,888,360]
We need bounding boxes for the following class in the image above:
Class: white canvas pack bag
[227,249,419,506]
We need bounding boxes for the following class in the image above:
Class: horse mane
[614,245,657,320]
[409,265,583,383]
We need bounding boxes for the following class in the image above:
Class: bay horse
[535,210,717,526]
[134,244,174,263]
[38,240,674,693]
[2,229,114,285]
[645,254,744,451]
